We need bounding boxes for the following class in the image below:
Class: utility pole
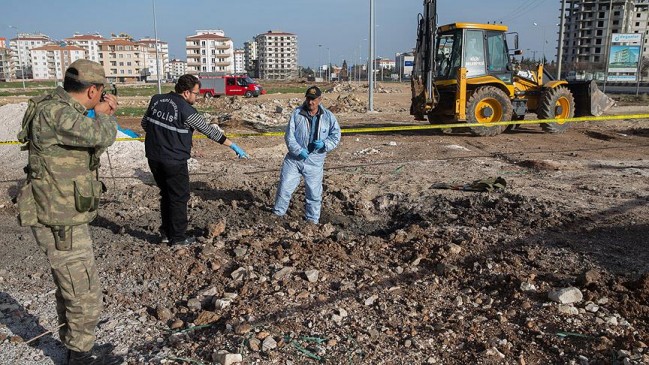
[368,0,375,112]
[603,0,614,92]
[557,0,566,79]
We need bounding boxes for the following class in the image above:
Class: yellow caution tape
[2,113,648,145]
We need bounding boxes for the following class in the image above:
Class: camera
[101,83,118,102]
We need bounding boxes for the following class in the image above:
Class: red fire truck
[198,73,265,98]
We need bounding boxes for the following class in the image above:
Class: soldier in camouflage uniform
[15,59,123,365]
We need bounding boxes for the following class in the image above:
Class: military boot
[68,349,124,365]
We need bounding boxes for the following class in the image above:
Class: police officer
[16,59,123,364]
[142,74,249,245]
[273,86,341,223]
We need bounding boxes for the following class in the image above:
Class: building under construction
[561,0,649,76]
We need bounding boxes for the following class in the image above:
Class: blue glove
[229,143,249,159]
[312,139,325,151]
[298,149,309,160]
[86,109,96,119]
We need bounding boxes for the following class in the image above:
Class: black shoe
[160,232,169,244]
[69,349,124,365]
[170,236,196,245]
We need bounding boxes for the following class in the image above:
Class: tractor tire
[538,86,574,134]
[244,91,253,98]
[466,86,512,136]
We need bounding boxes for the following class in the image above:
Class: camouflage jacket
[16,86,117,227]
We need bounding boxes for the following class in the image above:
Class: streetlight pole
[152,0,162,94]
[368,0,375,112]
[8,25,26,89]
[374,24,378,89]
[358,41,364,83]
[318,44,322,80]
[533,22,546,64]
[327,47,331,82]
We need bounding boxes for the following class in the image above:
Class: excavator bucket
[566,80,616,117]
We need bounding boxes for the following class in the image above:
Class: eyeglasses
[190,91,200,96]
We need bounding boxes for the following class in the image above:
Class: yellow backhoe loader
[410,0,615,136]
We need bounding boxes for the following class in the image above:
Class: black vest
[144,93,194,163]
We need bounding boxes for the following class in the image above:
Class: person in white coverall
[273,86,341,224]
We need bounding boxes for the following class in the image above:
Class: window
[464,30,486,77]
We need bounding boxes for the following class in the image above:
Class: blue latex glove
[298,149,309,160]
[86,109,96,119]
[229,143,249,159]
[312,140,325,151]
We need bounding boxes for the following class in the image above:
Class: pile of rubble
[201,97,303,131]
[328,94,367,113]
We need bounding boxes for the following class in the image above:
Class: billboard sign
[608,45,641,73]
[611,33,642,44]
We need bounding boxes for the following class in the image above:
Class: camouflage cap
[65,59,106,85]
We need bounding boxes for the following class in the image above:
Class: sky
[1,0,563,68]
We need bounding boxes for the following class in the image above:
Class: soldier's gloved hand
[298,149,309,160]
[230,143,249,159]
[312,140,325,151]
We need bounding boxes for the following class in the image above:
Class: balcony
[216,44,230,50]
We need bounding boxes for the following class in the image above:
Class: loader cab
[436,23,512,83]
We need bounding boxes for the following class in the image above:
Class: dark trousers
[148,159,190,241]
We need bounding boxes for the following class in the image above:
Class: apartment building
[185,30,234,74]
[138,38,170,81]
[31,44,85,80]
[9,33,50,79]
[256,30,298,80]
[98,37,143,83]
[0,45,11,81]
[243,40,258,76]
[64,33,106,62]
[562,0,649,66]
[395,52,414,79]
[375,58,395,70]
[233,49,245,74]
[0,38,9,81]
[169,59,186,80]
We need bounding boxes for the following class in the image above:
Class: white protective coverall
[273,103,341,223]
